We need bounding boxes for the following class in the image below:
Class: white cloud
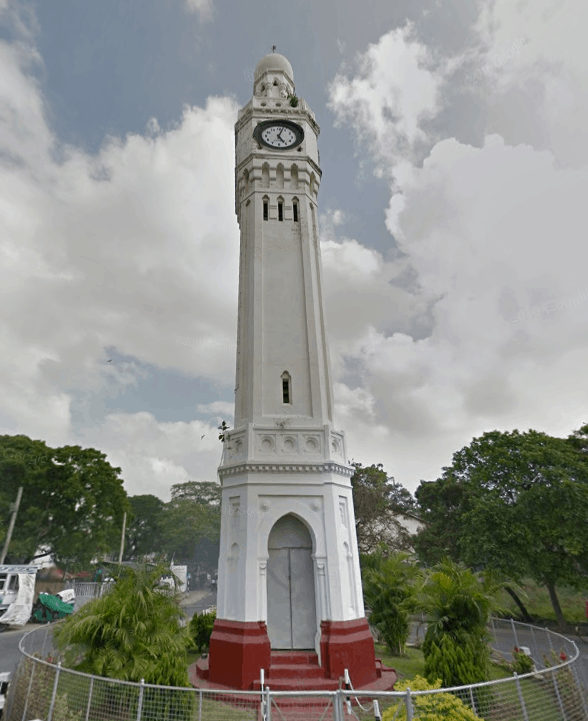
[325,8,588,489]
[0,30,239,494]
[85,412,222,499]
[196,401,235,420]
[329,23,443,177]
[183,0,213,21]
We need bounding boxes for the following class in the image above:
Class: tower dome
[254,52,294,84]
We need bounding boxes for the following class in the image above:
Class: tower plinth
[195,52,394,693]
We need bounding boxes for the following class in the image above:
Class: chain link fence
[3,620,587,721]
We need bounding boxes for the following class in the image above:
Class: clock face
[254,120,304,150]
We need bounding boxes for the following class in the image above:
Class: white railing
[3,620,588,721]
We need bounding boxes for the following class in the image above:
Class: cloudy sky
[1,0,586,500]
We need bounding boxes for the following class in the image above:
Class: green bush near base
[382,676,483,721]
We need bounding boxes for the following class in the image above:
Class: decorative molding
[218,461,353,479]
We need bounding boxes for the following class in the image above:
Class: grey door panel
[290,548,317,648]
[267,548,291,648]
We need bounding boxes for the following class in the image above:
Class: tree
[170,481,221,507]
[361,551,418,655]
[415,429,588,625]
[54,564,191,686]
[159,481,221,560]
[350,462,417,554]
[0,435,129,567]
[418,559,502,687]
[125,495,165,559]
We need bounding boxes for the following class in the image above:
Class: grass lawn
[497,580,588,626]
[375,642,513,684]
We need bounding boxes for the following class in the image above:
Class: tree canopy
[124,481,221,567]
[125,494,166,559]
[0,434,129,568]
[415,427,588,624]
[351,462,417,554]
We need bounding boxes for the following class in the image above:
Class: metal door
[267,515,316,649]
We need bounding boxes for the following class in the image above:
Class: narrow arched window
[263,195,269,221]
[262,162,270,188]
[281,371,291,404]
[290,164,299,190]
[292,198,299,223]
[278,197,284,222]
[276,163,284,189]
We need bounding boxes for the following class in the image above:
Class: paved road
[0,626,35,674]
[0,589,217,678]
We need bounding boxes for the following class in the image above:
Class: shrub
[382,676,483,721]
[499,647,535,675]
[362,551,418,655]
[418,560,503,687]
[54,564,192,687]
[189,608,217,653]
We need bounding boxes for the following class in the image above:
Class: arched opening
[276,163,284,189]
[277,195,284,222]
[262,194,269,221]
[267,514,317,649]
[281,370,291,404]
[262,163,270,188]
[290,164,299,190]
[292,197,299,223]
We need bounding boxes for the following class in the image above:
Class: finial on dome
[272,45,276,53]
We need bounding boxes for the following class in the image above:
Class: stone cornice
[235,153,322,178]
[236,103,320,137]
[218,461,353,479]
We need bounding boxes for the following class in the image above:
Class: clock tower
[200,51,387,692]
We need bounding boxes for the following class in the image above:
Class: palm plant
[54,564,192,687]
[418,558,504,687]
[362,551,419,655]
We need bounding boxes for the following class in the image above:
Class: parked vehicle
[0,565,38,628]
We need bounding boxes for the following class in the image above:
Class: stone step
[268,664,326,679]
[252,675,340,691]
[270,652,319,666]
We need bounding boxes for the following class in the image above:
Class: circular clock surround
[254,120,304,150]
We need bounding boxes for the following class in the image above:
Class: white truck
[0,564,38,627]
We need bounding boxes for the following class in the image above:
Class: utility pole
[118,511,127,564]
[0,486,23,564]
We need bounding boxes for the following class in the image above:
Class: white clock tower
[199,51,384,692]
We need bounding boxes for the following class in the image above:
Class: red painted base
[199,617,386,691]
[206,619,271,689]
[320,618,379,687]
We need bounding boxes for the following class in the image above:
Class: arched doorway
[267,514,317,649]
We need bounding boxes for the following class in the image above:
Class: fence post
[334,689,342,721]
[198,689,203,721]
[551,670,569,721]
[469,685,478,715]
[266,686,271,721]
[514,673,529,721]
[530,625,538,661]
[136,679,145,721]
[84,676,94,721]
[47,661,62,721]
[41,623,50,658]
[490,616,497,648]
[405,688,413,721]
[570,662,588,719]
[547,627,554,653]
[510,618,520,648]
[20,658,37,721]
